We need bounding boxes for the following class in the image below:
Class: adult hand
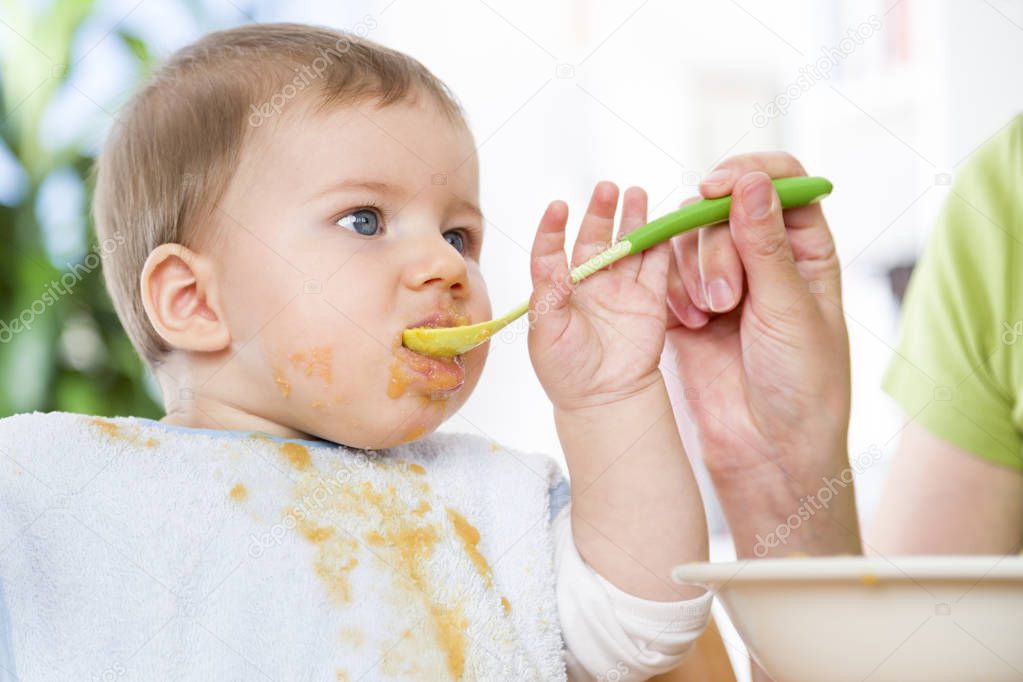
[662,153,860,558]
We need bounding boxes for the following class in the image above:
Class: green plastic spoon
[403,175,833,357]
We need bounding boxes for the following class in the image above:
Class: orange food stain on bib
[287,458,477,679]
[447,508,493,588]
[279,442,311,470]
[89,418,160,448]
[228,483,248,502]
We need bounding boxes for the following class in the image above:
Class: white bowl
[672,556,1023,682]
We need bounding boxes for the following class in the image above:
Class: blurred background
[2,0,1022,676]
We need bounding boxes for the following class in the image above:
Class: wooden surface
[649,616,737,682]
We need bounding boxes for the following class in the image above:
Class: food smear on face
[273,369,291,397]
[388,344,465,400]
[289,345,333,385]
[401,426,426,443]
[389,307,473,400]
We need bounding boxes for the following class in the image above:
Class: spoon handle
[619,175,832,257]
[566,176,832,285]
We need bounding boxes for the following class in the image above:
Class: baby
[0,23,710,681]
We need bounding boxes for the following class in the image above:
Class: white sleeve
[552,504,713,681]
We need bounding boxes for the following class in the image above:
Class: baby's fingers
[613,186,648,281]
[530,200,571,313]
[570,181,619,268]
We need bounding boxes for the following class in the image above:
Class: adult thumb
[728,172,814,321]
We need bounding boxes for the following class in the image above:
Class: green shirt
[882,115,1023,471]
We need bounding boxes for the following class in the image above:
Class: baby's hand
[527,182,670,412]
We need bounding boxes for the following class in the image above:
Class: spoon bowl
[401,301,530,358]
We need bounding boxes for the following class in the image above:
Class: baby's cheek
[219,251,305,340]
[266,297,370,392]
[271,343,347,407]
[467,267,492,317]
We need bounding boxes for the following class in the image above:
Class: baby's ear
[140,244,231,353]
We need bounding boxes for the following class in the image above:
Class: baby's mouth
[405,310,472,334]
[389,311,471,399]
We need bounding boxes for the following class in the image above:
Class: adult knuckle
[749,228,789,260]
[777,151,806,174]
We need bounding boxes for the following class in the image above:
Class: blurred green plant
[0,0,162,418]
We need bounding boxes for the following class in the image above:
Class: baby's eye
[336,209,380,236]
[444,229,467,254]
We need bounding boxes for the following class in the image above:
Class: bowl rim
[672,555,1023,587]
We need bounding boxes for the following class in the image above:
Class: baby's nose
[402,232,469,293]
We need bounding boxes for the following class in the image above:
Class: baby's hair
[91,22,465,367]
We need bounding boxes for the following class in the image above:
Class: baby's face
[209,92,491,449]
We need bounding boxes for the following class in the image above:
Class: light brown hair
[91,23,466,366]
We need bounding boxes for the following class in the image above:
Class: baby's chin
[299,397,464,451]
[276,340,487,450]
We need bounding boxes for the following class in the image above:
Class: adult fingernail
[742,178,774,219]
[704,169,731,185]
[684,303,709,327]
[706,278,734,312]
